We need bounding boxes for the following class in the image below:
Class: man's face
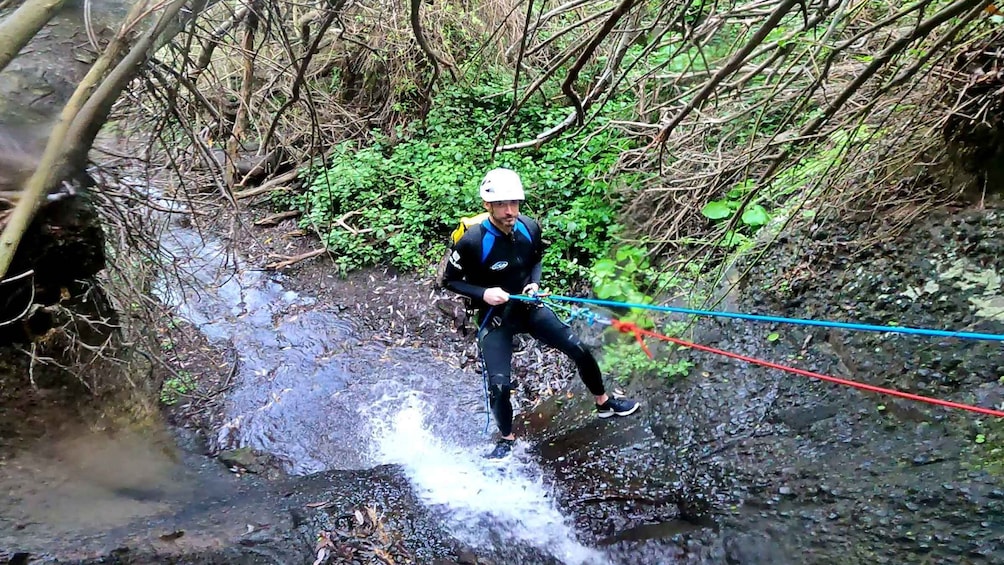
[485,200,521,229]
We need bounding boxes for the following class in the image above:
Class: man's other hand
[483,287,510,306]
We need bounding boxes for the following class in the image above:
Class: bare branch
[560,0,638,127]
[653,0,799,149]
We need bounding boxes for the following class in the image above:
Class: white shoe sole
[597,403,639,418]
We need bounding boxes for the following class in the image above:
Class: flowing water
[155,225,613,564]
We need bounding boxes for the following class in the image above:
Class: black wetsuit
[442,214,605,436]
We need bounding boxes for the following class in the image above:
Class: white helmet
[479,168,525,202]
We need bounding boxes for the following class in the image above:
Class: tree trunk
[0,0,69,74]
[0,0,203,279]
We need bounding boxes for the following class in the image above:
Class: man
[442,167,639,459]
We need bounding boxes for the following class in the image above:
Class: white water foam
[371,392,607,565]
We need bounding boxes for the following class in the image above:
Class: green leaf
[767,332,780,342]
[593,258,617,277]
[741,204,770,227]
[720,230,749,248]
[701,200,732,220]
[730,179,755,197]
[975,434,986,444]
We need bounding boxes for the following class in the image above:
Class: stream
[155,225,615,564]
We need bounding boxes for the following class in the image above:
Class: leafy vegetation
[966,417,1004,476]
[600,339,695,385]
[278,79,639,284]
[160,371,196,405]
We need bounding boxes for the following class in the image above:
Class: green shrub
[280,78,640,290]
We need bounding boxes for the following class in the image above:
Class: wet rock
[772,405,840,429]
[658,206,1004,564]
[721,530,793,565]
[217,446,275,475]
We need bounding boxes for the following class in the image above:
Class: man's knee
[565,334,591,358]
[488,373,512,402]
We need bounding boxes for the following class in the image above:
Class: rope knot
[611,319,653,358]
[568,306,600,326]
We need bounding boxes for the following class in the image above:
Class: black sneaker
[485,438,515,460]
[596,397,639,418]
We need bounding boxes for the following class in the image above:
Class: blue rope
[510,294,1004,342]
[536,298,578,324]
[477,307,494,434]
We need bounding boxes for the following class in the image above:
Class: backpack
[434,212,490,289]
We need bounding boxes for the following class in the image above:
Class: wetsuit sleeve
[530,262,542,286]
[442,232,487,302]
[527,217,544,285]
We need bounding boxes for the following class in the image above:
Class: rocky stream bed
[1,203,1003,565]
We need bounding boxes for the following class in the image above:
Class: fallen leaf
[312,547,330,565]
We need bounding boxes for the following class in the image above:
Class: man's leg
[527,306,605,396]
[478,324,516,438]
[528,306,639,417]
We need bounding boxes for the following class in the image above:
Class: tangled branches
[592,0,994,258]
[130,0,527,209]
[939,25,1004,204]
[130,0,1001,274]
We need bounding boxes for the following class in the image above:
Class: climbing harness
[509,293,1004,419]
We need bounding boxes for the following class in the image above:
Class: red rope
[610,319,1004,419]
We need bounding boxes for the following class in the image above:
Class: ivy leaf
[701,200,732,220]
[594,281,624,300]
[741,204,770,227]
